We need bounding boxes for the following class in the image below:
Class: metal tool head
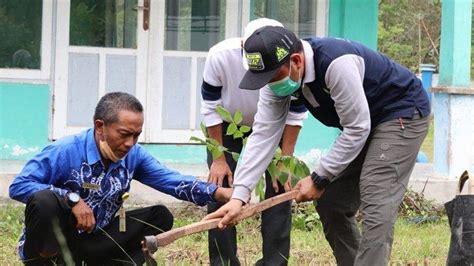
[142,236,158,266]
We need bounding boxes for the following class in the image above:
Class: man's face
[95,110,144,159]
[269,53,304,83]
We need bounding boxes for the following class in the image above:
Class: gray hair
[93,92,143,124]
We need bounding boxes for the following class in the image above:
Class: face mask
[99,138,122,163]
[268,62,302,97]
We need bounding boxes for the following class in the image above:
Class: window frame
[0,0,53,80]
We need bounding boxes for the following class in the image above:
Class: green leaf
[189,136,206,145]
[206,143,215,152]
[233,131,244,139]
[242,137,248,146]
[281,156,292,169]
[297,159,311,176]
[291,174,302,187]
[255,178,265,201]
[274,148,282,161]
[211,148,223,160]
[226,123,238,135]
[292,158,310,177]
[267,161,279,180]
[289,157,296,174]
[233,110,243,125]
[231,152,240,162]
[278,171,289,185]
[218,145,228,152]
[207,138,220,147]
[239,125,251,133]
[216,105,233,122]
[293,163,304,178]
[200,122,208,137]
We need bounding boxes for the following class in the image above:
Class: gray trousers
[316,114,429,266]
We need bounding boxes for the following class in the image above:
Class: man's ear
[94,120,105,141]
[290,53,304,68]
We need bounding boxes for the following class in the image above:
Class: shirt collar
[302,40,316,84]
[86,128,101,166]
[115,155,127,168]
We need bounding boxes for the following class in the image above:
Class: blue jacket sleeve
[133,148,218,206]
[9,145,69,203]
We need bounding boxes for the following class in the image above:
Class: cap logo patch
[246,52,265,71]
[275,46,289,62]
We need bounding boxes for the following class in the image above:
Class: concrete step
[0,161,459,205]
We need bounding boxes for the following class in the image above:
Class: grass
[0,204,23,265]
[419,117,434,162]
[0,202,450,265]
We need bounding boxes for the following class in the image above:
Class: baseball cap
[242,18,284,70]
[240,26,300,90]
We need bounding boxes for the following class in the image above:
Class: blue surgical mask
[268,62,302,97]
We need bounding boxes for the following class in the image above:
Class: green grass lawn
[0,202,450,265]
[419,117,434,162]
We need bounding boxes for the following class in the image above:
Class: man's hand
[203,199,243,229]
[213,187,233,203]
[71,199,96,233]
[272,176,293,193]
[294,176,325,203]
[208,158,233,187]
[272,162,292,193]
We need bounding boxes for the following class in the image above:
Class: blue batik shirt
[9,128,218,260]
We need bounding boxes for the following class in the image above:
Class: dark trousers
[207,123,292,266]
[23,189,173,265]
[316,114,430,266]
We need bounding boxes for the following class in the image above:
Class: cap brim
[239,68,279,90]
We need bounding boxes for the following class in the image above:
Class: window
[70,0,137,48]
[251,0,318,38]
[0,0,43,69]
[0,0,52,80]
[165,0,226,51]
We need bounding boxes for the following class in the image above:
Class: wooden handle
[152,218,221,247]
[144,190,298,251]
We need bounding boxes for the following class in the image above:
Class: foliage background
[378,0,442,73]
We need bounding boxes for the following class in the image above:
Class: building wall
[0,1,378,167]
[0,82,50,160]
[329,0,378,50]
[0,80,338,164]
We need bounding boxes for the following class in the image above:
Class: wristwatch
[310,171,330,190]
[66,192,80,208]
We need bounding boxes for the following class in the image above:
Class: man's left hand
[294,176,325,203]
[272,161,292,193]
[213,187,233,203]
[272,175,292,193]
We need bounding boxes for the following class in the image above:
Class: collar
[86,128,102,166]
[115,156,127,168]
[86,128,127,169]
[302,40,316,84]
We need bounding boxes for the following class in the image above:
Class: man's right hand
[208,158,233,187]
[203,198,244,229]
[71,199,96,233]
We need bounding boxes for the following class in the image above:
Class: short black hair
[294,39,303,53]
[93,92,143,124]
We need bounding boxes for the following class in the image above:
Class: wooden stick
[143,190,298,255]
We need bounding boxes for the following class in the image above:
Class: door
[146,0,237,143]
[53,0,150,140]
